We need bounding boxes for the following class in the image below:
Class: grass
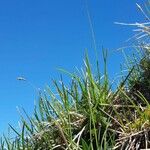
[1,1,150,150]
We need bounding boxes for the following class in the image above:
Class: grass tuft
[1,1,150,150]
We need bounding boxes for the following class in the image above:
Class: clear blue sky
[0,0,146,135]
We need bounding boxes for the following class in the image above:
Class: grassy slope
[1,1,150,150]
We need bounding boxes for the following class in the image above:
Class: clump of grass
[1,1,150,150]
[112,2,150,149]
[0,52,117,150]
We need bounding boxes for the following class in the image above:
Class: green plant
[1,1,150,150]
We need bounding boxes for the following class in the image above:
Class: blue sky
[0,0,146,135]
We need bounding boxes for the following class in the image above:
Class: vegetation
[1,1,150,150]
